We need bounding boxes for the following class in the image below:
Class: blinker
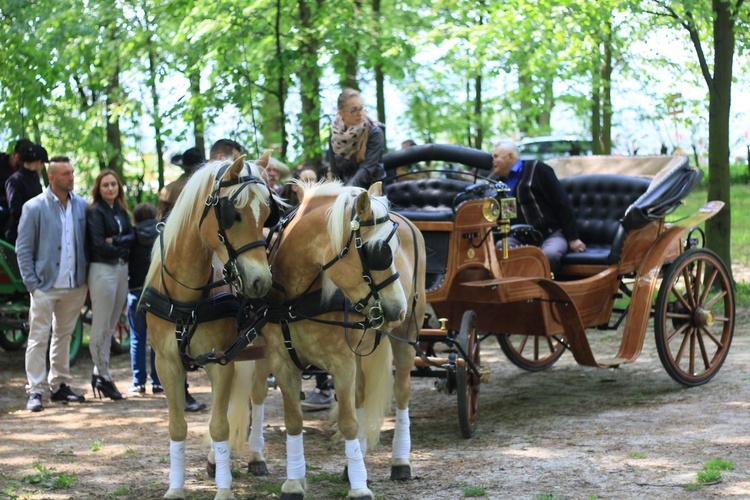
[363,239,393,271]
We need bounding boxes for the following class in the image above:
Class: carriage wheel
[0,313,28,351]
[457,310,480,438]
[496,333,566,372]
[654,248,734,387]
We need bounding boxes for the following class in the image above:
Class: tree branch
[684,10,714,92]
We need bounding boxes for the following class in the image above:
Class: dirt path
[1,310,749,499]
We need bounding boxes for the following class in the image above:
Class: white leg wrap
[249,403,265,453]
[286,433,306,480]
[392,408,411,460]
[345,439,368,490]
[169,440,186,489]
[213,440,232,489]
[356,407,367,457]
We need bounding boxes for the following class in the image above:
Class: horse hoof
[280,494,304,500]
[348,488,374,499]
[214,488,235,500]
[390,464,412,481]
[164,488,187,499]
[206,459,216,478]
[248,460,268,476]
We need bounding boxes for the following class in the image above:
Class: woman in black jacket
[327,88,385,189]
[86,169,134,400]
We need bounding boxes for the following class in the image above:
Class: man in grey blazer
[17,156,89,412]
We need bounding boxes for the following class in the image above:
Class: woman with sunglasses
[327,88,385,188]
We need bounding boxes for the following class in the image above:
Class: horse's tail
[359,336,394,450]
[228,361,255,455]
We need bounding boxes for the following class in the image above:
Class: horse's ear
[368,181,383,197]
[227,155,247,179]
[256,149,273,169]
[355,190,372,218]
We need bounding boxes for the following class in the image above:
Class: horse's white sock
[286,433,305,480]
[169,440,185,489]
[392,408,411,460]
[345,439,368,490]
[356,407,367,456]
[213,440,232,489]
[249,403,265,453]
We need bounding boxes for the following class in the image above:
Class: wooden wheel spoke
[680,267,697,308]
[533,337,540,360]
[692,260,704,304]
[698,267,718,304]
[673,325,692,365]
[517,335,528,353]
[666,321,690,344]
[703,289,727,309]
[695,327,711,369]
[688,326,696,375]
[545,336,555,353]
[699,325,724,349]
[672,286,692,312]
[665,312,690,320]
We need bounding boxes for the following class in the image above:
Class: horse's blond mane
[317,181,393,303]
[145,159,279,287]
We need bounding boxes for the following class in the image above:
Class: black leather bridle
[321,203,401,329]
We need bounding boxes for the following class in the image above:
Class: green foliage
[21,464,51,485]
[260,481,282,495]
[628,451,646,459]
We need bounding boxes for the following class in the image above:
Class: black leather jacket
[86,202,135,265]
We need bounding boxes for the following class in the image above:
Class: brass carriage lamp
[490,182,516,259]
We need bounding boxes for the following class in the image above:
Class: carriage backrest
[384,178,471,222]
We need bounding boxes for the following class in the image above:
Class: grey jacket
[16,187,88,292]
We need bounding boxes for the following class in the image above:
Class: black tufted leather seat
[560,175,651,266]
[384,178,471,221]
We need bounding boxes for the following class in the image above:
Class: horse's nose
[385,306,407,329]
[249,275,271,297]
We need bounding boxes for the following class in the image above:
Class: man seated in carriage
[490,140,586,274]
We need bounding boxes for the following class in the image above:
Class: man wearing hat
[5,142,47,244]
[156,147,204,221]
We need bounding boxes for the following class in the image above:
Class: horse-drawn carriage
[382,144,735,438]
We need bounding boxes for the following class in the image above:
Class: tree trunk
[188,63,205,158]
[517,71,533,136]
[601,21,613,154]
[147,39,165,192]
[537,79,553,135]
[105,69,124,179]
[276,0,288,159]
[298,0,323,172]
[705,0,734,274]
[474,74,483,150]
[373,0,386,151]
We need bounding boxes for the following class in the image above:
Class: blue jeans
[127,291,160,386]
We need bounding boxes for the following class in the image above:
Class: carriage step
[597,357,629,368]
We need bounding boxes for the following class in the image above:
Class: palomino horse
[248,181,426,499]
[142,155,282,500]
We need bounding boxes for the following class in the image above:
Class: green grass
[627,451,646,459]
[111,485,128,496]
[90,439,103,452]
[308,470,346,484]
[21,463,76,489]
[463,483,487,496]
[684,457,736,489]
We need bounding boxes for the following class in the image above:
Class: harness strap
[281,320,307,371]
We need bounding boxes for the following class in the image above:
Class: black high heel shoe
[92,375,123,400]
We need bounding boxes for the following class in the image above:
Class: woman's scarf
[331,114,369,163]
